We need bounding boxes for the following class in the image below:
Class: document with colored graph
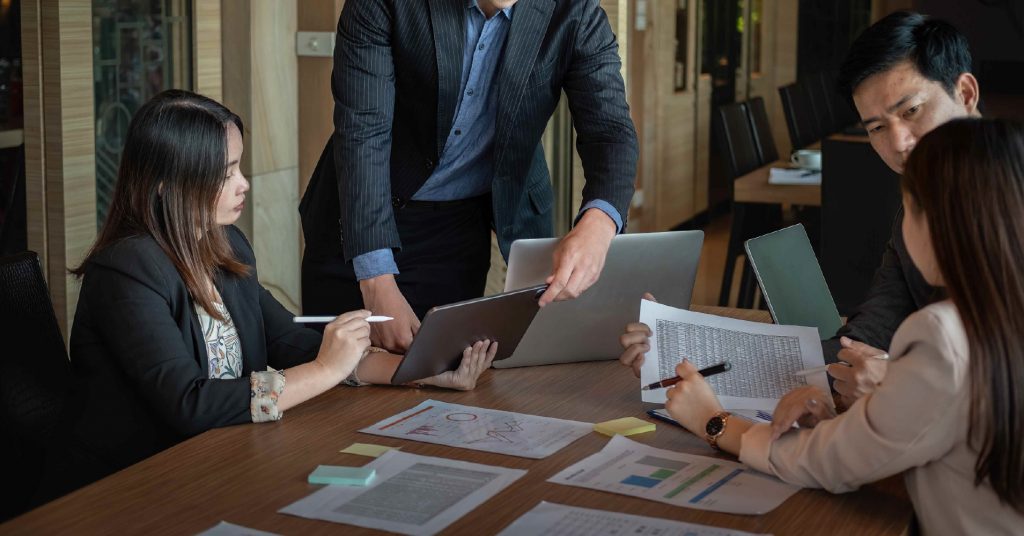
[548,435,799,514]
[360,400,592,459]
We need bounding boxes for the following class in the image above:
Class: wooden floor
[689,213,734,306]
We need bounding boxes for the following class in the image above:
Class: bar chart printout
[360,400,592,459]
[547,435,799,515]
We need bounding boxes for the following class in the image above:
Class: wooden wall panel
[194,0,223,101]
[21,0,46,272]
[748,0,798,158]
[223,0,303,313]
[297,0,345,200]
[38,0,96,332]
[649,0,698,231]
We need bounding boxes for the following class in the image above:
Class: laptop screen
[744,224,843,340]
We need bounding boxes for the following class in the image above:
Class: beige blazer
[739,301,1023,535]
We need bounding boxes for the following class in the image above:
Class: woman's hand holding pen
[316,310,372,383]
[618,293,657,377]
[829,336,890,408]
[663,360,724,434]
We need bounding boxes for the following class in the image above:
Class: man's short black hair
[838,11,972,106]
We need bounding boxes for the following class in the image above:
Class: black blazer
[300,0,638,262]
[66,226,321,479]
[822,209,939,361]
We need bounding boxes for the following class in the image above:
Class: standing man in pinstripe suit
[300,0,638,352]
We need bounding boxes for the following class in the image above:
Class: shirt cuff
[353,249,400,281]
[250,370,286,423]
[577,200,624,233]
[738,422,774,474]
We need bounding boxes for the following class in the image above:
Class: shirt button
[478,44,485,51]
[455,129,462,135]
[467,88,475,96]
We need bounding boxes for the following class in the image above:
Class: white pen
[293,315,394,323]
[794,353,890,377]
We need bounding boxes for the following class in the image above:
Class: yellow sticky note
[594,417,656,437]
[340,443,401,458]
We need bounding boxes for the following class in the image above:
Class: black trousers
[301,195,493,319]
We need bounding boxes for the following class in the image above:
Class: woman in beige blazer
[656,118,1024,534]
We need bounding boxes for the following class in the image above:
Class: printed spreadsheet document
[639,300,831,411]
[280,450,526,535]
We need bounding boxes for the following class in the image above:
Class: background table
[2,306,912,535]
[733,134,869,207]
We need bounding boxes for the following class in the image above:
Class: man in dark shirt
[823,11,981,405]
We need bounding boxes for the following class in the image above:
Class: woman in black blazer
[61,90,496,495]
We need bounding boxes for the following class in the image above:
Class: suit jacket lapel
[495,0,555,170]
[429,0,466,158]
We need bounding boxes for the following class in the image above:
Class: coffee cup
[790,149,822,170]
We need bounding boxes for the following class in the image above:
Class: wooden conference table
[2,306,912,535]
[733,134,870,207]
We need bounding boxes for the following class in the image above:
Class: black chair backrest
[823,70,861,130]
[778,83,819,149]
[0,251,72,520]
[820,140,902,316]
[715,102,762,180]
[804,75,835,138]
[746,96,779,164]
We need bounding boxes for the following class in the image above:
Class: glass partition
[92,0,192,226]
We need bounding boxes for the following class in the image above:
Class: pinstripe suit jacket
[299,0,638,262]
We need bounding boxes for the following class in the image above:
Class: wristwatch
[705,411,731,450]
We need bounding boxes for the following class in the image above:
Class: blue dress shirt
[354,0,622,280]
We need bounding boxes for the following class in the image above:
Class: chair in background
[0,252,74,521]
[804,75,836,139]
[820,139,901,316]
[778,82,820,149]
[714,102,780,308]
[822,70,863,132]
[745,96,779,165]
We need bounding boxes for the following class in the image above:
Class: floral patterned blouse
[195,301,285,423]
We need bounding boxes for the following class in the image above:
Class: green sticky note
[593,417,656,437]
[307,465,376,487]
[340,443,401,458]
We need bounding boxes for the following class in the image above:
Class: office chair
[778,82,820,149]
[746,96,779,165]
[714,103,781,308]
[0,251,74,521]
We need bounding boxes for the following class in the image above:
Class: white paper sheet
[497,501,770,536]
[194,522,280,536]
[768,167,821,185]
[639,300,830,412]
[280,450,526,536]
[360,400,592,459]
[548,435,799,515]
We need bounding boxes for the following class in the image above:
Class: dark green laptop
[744,224,843,340]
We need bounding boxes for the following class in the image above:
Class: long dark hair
[902,117,1024,512]
[73,90,248,320]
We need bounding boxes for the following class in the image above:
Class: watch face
[706,416,725,436]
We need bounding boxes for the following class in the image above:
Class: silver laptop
[496,230,703,368]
